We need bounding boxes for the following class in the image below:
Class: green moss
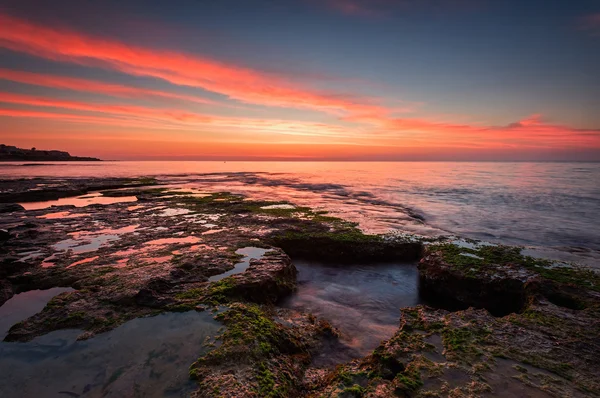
[207,277,236,298]
[394,365,423,392]
[175,288,205,300]
[341,384,365,397]
[441,326,491,362]
[337,369,367,387]
[257,362,276,396]
[277,228,383,244]
[189,303,304,396]
[513,309,561,327]
[387,330,428,352]
[65,311,86,323]
[430,243,600,291]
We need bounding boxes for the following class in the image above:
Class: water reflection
[209,247,270,282]
[282,260,422,366]
[21,192,138,210]
[0,288,74,340]
[0,311,221,398]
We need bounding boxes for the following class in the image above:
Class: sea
[1,161,599,267]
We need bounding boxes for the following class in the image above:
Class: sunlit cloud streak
[0,93,359,139]
[359,114,600,149]
[0,68,220,106]
[0,13,389,119]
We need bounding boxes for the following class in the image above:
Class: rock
[270,233,423,263]
[211,249,297,304]
[310,302,600,397]
[418,248,538,316]
[0,203,24,213]
[0,229,10,241]
[134,288,171,308]
[0,279,13,307]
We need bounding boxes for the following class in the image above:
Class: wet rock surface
[0,177,599,397]
[0,203,25,213]
[0,177,157,203]
[308,244,600,397]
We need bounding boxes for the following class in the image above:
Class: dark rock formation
[0,279,13,307]
[270,233,422,263]
[418,247,538,316]
[0,144,100,161]
[0,203,25,213]
[210,249,297,304]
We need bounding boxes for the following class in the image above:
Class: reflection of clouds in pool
[0,288,74,339]
[0,311,221,398]
[21,192,138,210]
[282,260,421,366]
[208,247,269,282]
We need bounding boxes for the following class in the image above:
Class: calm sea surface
[2,161,599,266]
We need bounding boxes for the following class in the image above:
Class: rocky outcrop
[418,247,539,316]
[309,301,600,397]
[418,243,599,317]
[0,203,25,213]
[308,241,600,397]
[0,279,13,307]
[0,144,100,161]
[210,249,297,304]
[270,232,422,263]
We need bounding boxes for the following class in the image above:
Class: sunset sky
[0,0,599,160]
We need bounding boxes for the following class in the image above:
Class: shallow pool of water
[21,192,138,210]
[0,311,221,398]
[208,247,269,282]
[281,260,422,366]
[0,288,74,340]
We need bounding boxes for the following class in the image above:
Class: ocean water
[1,161,599,266]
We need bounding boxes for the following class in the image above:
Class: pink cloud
[326,0,386,17]
[0,13,390,120]
[321,0,483,18]
[581,13,600,35]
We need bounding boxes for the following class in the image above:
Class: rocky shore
[0,177,598,397]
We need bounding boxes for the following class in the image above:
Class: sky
[0,0,599,161]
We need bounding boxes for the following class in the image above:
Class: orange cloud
[0,68,219,106]
[0,92,214,125]
[0,13,388,119]
[353,113,600,149]
[0,92,358,140]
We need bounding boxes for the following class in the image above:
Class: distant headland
[0,144,101,161]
